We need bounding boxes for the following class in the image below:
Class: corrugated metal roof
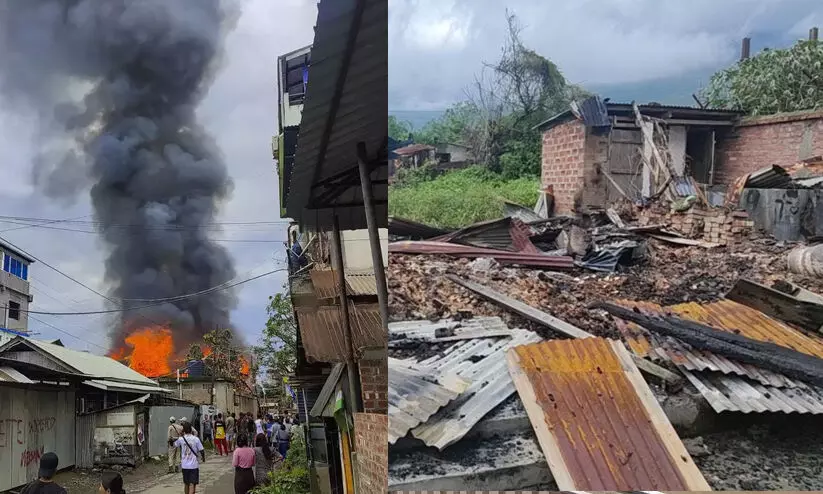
[393,143,435,155]
[745,165,793,188]
[346,272,377,296]
[509,338,708,491]
[681,369,823,414]
[296,304,384,362]
[287,0,388,231]
[20,338,159,386]
[432,217,540,253]
[392,326,542,450]
[0,366,33,383]
[389,216,452,240]
[84,379,171,394]
[389,362,466,444]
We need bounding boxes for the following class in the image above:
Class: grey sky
[389,0,823,110]
[0,0,316,353]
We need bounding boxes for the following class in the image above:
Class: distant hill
[390,110,445,130]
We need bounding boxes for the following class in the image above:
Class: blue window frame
[2,254,28,280]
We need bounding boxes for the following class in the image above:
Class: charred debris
[387,161,823,490]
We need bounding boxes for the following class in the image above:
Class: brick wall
[716,110,823,184]
[354,413,387,494]
[359,358,387,414]
[541,120,587,215]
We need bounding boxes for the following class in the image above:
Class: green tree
[389,115,413,141]
[254,289,297,404]
[187,328,246,405]
[701,39,823,115]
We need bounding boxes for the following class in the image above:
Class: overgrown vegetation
[701,39,823,115]
[389,166,539,228]
[253,289,298,408]
[251,426,310,494]
[409,11,587,178]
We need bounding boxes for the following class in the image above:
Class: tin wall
[0,386,76,491]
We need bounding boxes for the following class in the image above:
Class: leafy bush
[701,40,823,115]
[251,426,310,494]
[389,166,540,228]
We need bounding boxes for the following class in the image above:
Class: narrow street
[128,453,235,494]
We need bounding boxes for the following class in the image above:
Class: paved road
[132,452,235,493]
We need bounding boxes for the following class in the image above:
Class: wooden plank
[609,340,712,491]
[648,234,721,248]
[726,278,823,332]
[606,207,626,228]
[447,275,683,386]
[506,349,577,490]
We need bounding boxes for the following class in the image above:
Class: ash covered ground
[389,239,823,490]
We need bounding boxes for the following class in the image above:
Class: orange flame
[240,358,250,376]
[119,327,174,377]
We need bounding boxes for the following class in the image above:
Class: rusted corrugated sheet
[432,217,540,253]
[346,272,377,296]
[309,269,338,300]
[614,314,806,389]
[616,299,823,358]
[508,338,709,491]
[296,304,384,362]
[388,241,574,269]
[310,269,378,298]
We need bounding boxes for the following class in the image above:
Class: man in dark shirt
[21,452,67,494]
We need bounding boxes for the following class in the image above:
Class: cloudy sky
[0,0,317,353]
[389,0,823,111]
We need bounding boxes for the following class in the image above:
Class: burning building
[0,0,241,372]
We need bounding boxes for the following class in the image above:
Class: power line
[0,215,289,227]
[0,214,92,233]
[0,220,283,242]
[2,267,287,315]
[28,315,108,352]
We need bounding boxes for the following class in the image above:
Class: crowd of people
[167,411,300,494]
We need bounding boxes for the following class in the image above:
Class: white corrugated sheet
[681,369,823,414]
[0,366,33,383]
[389,363,466,443]
[390,317,541,450]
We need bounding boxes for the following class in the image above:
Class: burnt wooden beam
[726,278,823,332]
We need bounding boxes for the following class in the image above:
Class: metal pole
[356,142,389,331]
[332,215,361,413]
[741,37,751,60]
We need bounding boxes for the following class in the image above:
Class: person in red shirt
[232,434,256,494]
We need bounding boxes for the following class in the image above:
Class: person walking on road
[20,452,67,494]
[232,434,256,494]
[181,417,198,437]
[202,415,213,448]
[214,413,228,456]
[99,471,125,494]
[167,416,184,473]
[226,412,236,451]
[275,422,291,459]
[253,433,275,486]
[173,422,206,494]
[246,412,255,437]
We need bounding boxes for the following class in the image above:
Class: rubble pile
[390,237,823,340]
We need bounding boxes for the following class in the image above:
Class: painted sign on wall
[0,388,76,491]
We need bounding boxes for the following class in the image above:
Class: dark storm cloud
[0,0,241,349]
[389,0,823,110]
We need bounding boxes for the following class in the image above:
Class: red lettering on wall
[20,445,44,467]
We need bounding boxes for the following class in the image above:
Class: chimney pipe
[810,27,819,41]
[741,37,751,60]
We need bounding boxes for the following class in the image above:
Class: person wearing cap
[168,416,184,473]
[181,417,199,437]
[20,452,67,494]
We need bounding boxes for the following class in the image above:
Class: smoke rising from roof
[0,0,242,350]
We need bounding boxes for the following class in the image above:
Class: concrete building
[0,240,34,333]
[157,376,257,415]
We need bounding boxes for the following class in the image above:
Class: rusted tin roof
[616,318,805,388]
[346,272,377,296]
[295,304,384,362]
[431,217,540,253]
[508,338,710,491]
[616,299,823,358]
[388,241,574,269]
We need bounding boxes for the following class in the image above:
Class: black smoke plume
[0,0,241,351]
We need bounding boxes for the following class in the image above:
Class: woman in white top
[254,414,265,436]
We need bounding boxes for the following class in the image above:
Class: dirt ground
[53,459,168,494]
